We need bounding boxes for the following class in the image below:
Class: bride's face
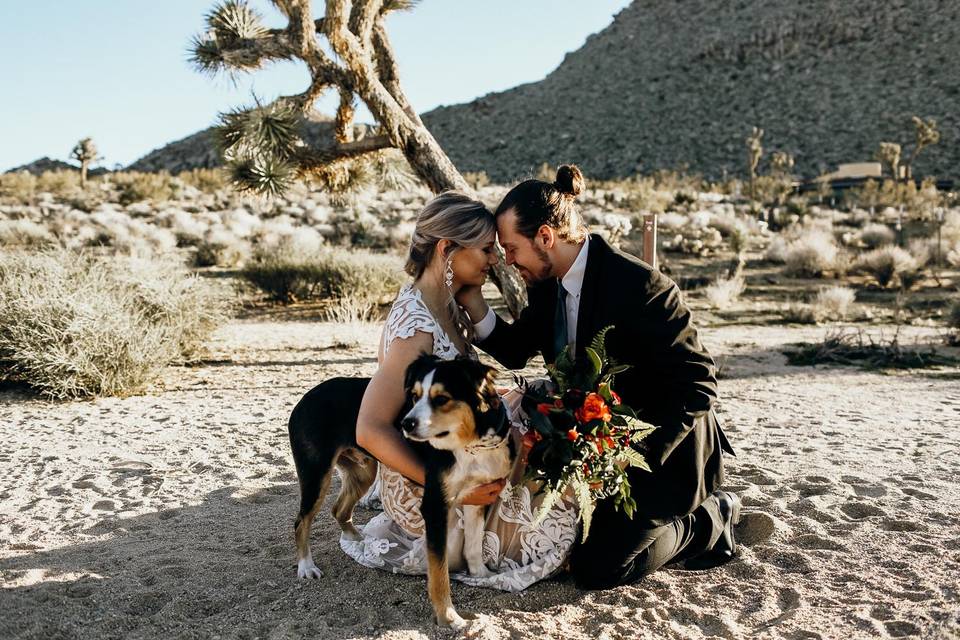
[450,235,498,287]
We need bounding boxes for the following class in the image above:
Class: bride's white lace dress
[339,283,579,592]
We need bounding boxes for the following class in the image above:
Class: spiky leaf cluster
[190,0,269,75]
[216,101,302,196]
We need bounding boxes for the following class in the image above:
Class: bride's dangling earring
[444,254,454,293]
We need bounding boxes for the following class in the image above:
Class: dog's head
[400,355,506,450]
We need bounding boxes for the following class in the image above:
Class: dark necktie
[553,281,568,359]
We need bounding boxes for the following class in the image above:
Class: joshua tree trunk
[191,0,527,316]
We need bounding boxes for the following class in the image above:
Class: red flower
[566,429,579,441]
[554,398,565,409]
[610,390,621,406]
[536,403,553,416]
[575,393,612,423]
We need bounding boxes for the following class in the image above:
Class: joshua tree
[189,0,526,314]
[745,127,763,200]
[877,142,901,182]
[903,116,940,180]
[70,137,101,187]
[768,150,795,207]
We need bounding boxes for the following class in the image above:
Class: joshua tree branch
[372,21,423,125]
[335,91,356,142]
[295,134,393,169]
[350,0,384,44]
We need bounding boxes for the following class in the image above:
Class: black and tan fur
[288,355,514,628]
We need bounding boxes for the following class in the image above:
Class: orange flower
[567,429,579,441]
[536,403,553,416]
[575,393,612,423]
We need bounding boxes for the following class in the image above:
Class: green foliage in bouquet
[520,326,656,542]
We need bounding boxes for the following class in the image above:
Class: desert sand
[1,319,959,639]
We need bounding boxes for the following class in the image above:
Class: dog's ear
[404,354,439,393]
[459,359,500,413]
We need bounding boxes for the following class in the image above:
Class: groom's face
[496,209,553,284]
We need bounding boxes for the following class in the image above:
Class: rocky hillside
[422,0,960,182]
[122,0,958,183]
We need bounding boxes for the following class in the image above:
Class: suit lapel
[575,234,605,360]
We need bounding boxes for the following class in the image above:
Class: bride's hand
[462,478,507,505]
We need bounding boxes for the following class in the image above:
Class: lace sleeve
[382,285,437,355]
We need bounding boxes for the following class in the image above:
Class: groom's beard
[516,245,553,284]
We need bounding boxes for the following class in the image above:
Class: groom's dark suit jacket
[478,234,734,528]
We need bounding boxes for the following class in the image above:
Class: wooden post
[641,213,658,269]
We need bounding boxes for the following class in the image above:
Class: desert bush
[111,171,178,204]
[194,228,247,268]
[0,219,57,248]
[704,275,745,310]
[37,170,81,197]
[241,243,404,304]
[857,223,895,249]
[463,171,490,190]
[783,231,838,278]
[71,208,178,257]
[0,171,38,202]
[815,286,856,320]
[764,237,789,263]
[782,302,818,324]
[854,246,918,287]
[0,249,229,398]
[178,168,229,193]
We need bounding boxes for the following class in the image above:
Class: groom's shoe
[684,490,742,570]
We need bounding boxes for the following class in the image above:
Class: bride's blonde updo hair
[405,191,495,342]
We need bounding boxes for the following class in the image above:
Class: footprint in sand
[880,518,926,533]
[901,487,937,500]
[840,501,886,520]
[883,620,920,637]
[792,533,846,551]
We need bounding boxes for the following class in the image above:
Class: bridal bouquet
[519,327,656,542]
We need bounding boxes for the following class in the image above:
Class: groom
[457,165,739,588]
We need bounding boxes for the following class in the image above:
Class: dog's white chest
[446,443,512,503]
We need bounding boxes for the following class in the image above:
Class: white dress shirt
[474,236,590,352]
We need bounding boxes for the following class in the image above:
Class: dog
[288,354,515,629]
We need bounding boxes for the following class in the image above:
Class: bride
[340,191,578,592]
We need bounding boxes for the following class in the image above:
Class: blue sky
[0,1,631,172]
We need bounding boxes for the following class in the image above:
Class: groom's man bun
[554,164,584,198]
[496,163,587,242]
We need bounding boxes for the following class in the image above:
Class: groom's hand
[455,284,488,323]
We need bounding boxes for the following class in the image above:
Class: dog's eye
[433,395,450,407]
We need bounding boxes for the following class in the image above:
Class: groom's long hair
[495,164,587,243]
[406,191,495,341]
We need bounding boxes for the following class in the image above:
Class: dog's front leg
[462,505,491,578]
[423,478,469,629]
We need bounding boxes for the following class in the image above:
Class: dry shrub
[0,171,38,202]
[0,219,57,248]
[0,249,229,398]
[178,168,229,193]
[782,303,818,324]
[240,243,404,304]
[815,286,856,320]
[194,228,248,268]
[37,170,81,196]
[854,246,918,287]
[857,223,895,249]
[704,275,745,310]
[783,231,838,278]
[111,171,178,204]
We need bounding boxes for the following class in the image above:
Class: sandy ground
[1,319,959,640]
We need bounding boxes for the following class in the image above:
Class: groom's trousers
[569,491,727,589]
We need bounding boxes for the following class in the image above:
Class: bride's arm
[356,332,432,486]
[355,332,507,504]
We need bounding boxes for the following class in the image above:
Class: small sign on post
[641,213,658,269]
